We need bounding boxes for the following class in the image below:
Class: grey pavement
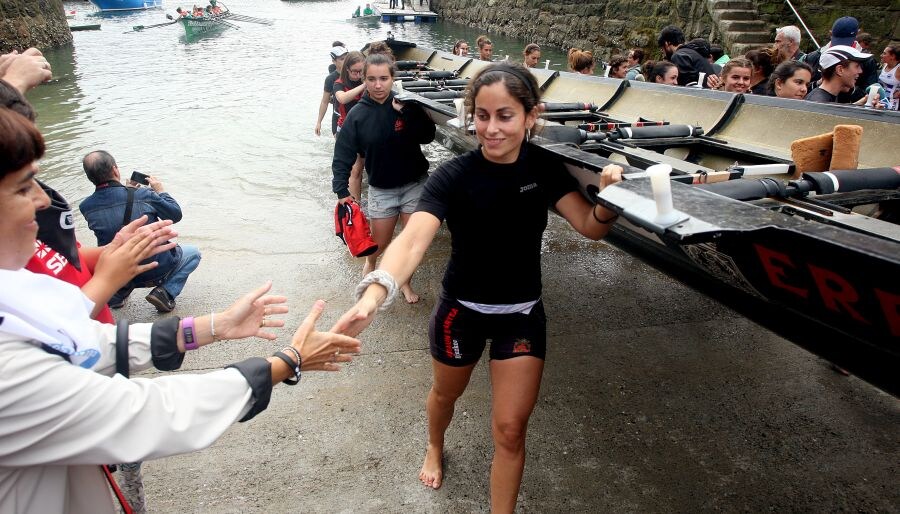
[103,205,900,512]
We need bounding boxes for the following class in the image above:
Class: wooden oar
[127,14,176,33]
[225,13,274,25]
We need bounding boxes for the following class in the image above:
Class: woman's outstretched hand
[329,296,379,338]
[216,282,289,341]
[291,300,361,371]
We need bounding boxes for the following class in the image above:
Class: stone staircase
[708,0,773,56]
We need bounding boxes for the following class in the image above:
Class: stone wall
[0,0,72,53]
[432,0,897,59]
[756,0,898,53]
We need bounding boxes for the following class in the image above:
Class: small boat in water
[379,40,900,395]
[89,0,162,11]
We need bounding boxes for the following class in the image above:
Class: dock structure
[373,0,437,23]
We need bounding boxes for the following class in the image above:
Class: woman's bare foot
[401,283,420,304]
[418,444,443,489]
[362,258,376,276]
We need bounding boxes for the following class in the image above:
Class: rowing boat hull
[90,0,162,11]
[179,16,230,38]
[382,40,900,394]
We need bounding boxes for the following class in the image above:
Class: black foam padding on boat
[420,90,465,99]
[815,168,900,194]
[395,60,426,70]
[539,125,586,144]
[614,125,703,139]
[541,102,593,112]
[697,177,787,200]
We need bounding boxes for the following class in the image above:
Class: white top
[878,63,899,110]
[0,270,256,513]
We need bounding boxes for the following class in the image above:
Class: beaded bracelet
[592,204,619,224]
[272,351,300,385]
[283,347,302,373]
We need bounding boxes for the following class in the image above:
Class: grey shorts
[366,176,426,219]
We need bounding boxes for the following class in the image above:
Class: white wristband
[354,270,399,311]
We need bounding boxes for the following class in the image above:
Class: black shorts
[428,293,547,367]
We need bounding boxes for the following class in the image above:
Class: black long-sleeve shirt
[332,92,436,198]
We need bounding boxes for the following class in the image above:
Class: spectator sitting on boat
[175,7,190,18]
[774,25,805,63]
[79,152,202,313]
[209,0,223,15]
[767,60,813,100]
[745,47,776,95]
[567,48,595,75]
[452,40,469,57]
[608,55,629,79]
[719,57,752,94]
[624,48,645,80]
[476,35,493,61]
[192,5,204,17]
[658,25,716,87]
[523,43,541,68]
[805,45,877,105]
[363,3,373,15]
[647,60,679,85]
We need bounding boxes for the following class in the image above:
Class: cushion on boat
[790,131,833,176]
[830,124,863,171]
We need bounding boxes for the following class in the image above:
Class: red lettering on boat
[874,289,900,337]
[754,244,809,298]
[807,264,868,324]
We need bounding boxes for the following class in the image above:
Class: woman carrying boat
[767,60,813,100]
[522,43,541,68]
[333,51,366,201]
[476,35,493,62]
[331,53,435,304]
[332,62,623,513]
[567,48,595,75]
[719,57,753,94]
[452,40,469,57]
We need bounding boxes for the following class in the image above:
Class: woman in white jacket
[0,107,361,513]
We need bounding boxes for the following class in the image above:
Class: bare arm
[331,211,441,336]
[315,90,330,136]
[554,164,624,240]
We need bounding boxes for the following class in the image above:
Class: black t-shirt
[415,146,578,304]
[323,70,340,132]
[805,87,837,103]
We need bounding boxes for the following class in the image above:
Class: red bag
[334,200,379,257]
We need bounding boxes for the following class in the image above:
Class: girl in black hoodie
[332,53,435,303]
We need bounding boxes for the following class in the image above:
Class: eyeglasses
[349,67,364,74]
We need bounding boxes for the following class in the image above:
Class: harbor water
[19,1,900,511]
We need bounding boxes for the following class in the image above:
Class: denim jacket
[79,181,183,283]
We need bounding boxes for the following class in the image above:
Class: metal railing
[784,0,821,49]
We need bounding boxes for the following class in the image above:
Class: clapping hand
[215,282,289,341]
[94,216,177,288]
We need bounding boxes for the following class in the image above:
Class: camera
[130,171,150,185]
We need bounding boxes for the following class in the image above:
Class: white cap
[330,46,348,60]
[819,45,870,70]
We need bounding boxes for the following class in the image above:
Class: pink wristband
[182,316,198,351]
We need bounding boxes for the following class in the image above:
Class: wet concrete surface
[100,196,900,512]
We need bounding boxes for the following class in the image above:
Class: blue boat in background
[89,0,163,11]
